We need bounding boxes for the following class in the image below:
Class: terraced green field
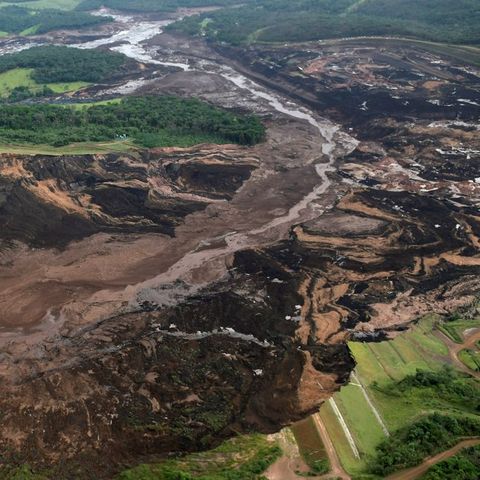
[320,314,480,477]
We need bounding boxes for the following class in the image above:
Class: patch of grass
[291,417,329,473]
[46,81,90,93]
[0,68,89,98]
[20,25,39,35]
[335,383,386,458]
[68,98,122,109]
[0,68,36,95]
[323,313,480,476]
[117,434,281,480]
[12,0,81,9]
[320,402,366,475]
[438,318,480,344]
[458,349,480,372]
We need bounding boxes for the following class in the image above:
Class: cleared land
[0,68,89,97]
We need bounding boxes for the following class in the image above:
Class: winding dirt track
[435,328,480,379]
[386,438,480,480]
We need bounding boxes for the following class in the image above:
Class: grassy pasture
[438,318,480,344]
[321,314,480,476]
[0,0,81,10]
[0,68,90,97]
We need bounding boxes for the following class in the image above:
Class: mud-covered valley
[0,9,479,478]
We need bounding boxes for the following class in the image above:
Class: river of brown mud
[0,8,479,478]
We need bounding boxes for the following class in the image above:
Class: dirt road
[435,328,480,379]
[386,438,480,480]
[313,414,351,480]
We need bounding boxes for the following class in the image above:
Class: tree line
[0,46,127,84]
[77,0,245,13]
[0,96,265,148]
[0,5,111,35]
[169,0,480,45]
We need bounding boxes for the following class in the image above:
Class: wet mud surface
[0,11,479,478]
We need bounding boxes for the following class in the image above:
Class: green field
[335,383,385,458]
[320,313,480,477]
[0,0,81,10]
[170,0,480,46]
[290,417,330,474]
[459,349,480,372]
[320,401,365,475]
[438,317,480,344]
[0,68,90,97]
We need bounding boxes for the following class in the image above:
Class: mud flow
[0,9,479,478]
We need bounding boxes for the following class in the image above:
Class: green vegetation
[438,317,480,343]
[77,0,247,13]
[0,95,265,149]
[0,465,49,480]
[459,349,480,372]
[420,444,480,480]
[0,46,126,101]
[117,434,281,480]
[169,0,480,45]
[1,0,81,9]
[0,68,89,100]
[319,314,480,477]
[334,383,385,459]
[290,418,330,475]
[0,46,126,83]
[0,5,110,35]
[369,413,480,476]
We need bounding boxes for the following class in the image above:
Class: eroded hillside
[0,6,479,479]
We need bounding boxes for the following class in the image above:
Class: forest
[0,5,110,35]
[0,46,127,84]
[0,96,265,148]
[77,0,245,13]
[169,0,480,45]
[421,445,480,480]
[369,413,480,476]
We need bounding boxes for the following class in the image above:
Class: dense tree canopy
[0,46,127,84]
[370,414,480,476]
[77,0,247,13]
[0,5,111,35]
[421,445,480,480]
[169,0,480,45]
[0,96,265,148]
